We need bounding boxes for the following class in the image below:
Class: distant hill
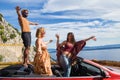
[84,44,120,51]
[48,44,120,54]
[0,13,22,43]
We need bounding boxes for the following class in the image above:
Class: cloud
[102,10,120,21]
[2,0,119,22]
[1,0,120,48]
[0,10,16,17]
[1,0,46,4]
[41,0,81,12]
[41,0,120,21]
[0,0,47,8]
[30,20,120,48]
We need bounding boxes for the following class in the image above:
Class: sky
[0,0,120,49]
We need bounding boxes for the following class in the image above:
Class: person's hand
[49,40,53,43]
[15,6,21,11]
[55,34,59,39]
[91,36,96,41]
[35,23,39,25]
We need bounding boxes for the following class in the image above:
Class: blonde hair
[36,27,45,38]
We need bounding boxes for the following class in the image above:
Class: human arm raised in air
[56,34,60,47]
[83,36,96,42]
[15,6,21,17]
[45,40,53,45]
[29,21,39,25]
[55,34,66,47]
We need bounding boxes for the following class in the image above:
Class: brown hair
[67,32,76,44]
[21,9,28,15]
[36,27,45,38]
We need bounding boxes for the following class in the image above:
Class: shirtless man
[15,6,38,67]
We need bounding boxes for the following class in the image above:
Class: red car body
[0,57,120,80]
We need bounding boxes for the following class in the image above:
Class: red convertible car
[0,57,120,80]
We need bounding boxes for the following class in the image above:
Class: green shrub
[0,17,2,21]
[10,34,16,39]
[0,55,3,62]
[33,46,37,52]
[0,30,4,35]
[13,27,21,35]
[1,35,7,43]
[0,25,4,29]
[0,14,3,21]
[8,23,12,27]
[8,24,21,35]
[0,13,3,17]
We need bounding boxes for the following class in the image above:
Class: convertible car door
[52,77,103,80]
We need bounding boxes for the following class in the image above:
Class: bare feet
[23,63,28,68]
[27,60,33,66]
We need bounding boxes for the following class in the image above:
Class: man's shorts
[22,32,31,48]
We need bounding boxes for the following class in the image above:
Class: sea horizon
[48,44,120,61]
[48,44,120,51]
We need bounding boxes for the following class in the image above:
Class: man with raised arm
[15,6,38,67]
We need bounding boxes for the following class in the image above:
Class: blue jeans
[59,54,71,77]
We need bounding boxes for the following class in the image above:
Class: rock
[0,13,35,62]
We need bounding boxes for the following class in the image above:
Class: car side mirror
[101,70,110,78]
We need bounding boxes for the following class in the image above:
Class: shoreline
[92,60,120,67]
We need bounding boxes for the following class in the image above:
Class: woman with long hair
[56,32,96,77]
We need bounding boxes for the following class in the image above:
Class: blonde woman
[34,27,53,76]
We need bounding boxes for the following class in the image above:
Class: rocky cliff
[0,13,22,44]
[0,13,35,62]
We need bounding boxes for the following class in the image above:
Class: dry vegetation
[92,60,120,67]
[0,60,120,70]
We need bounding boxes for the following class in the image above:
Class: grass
[0,62,22,70]
[0,55,3,62]
[0,62,22,65]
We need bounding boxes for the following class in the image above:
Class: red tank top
[64,42,74,52]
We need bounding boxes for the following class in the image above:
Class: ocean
[48,44,120,61]
[78,48,120,61]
